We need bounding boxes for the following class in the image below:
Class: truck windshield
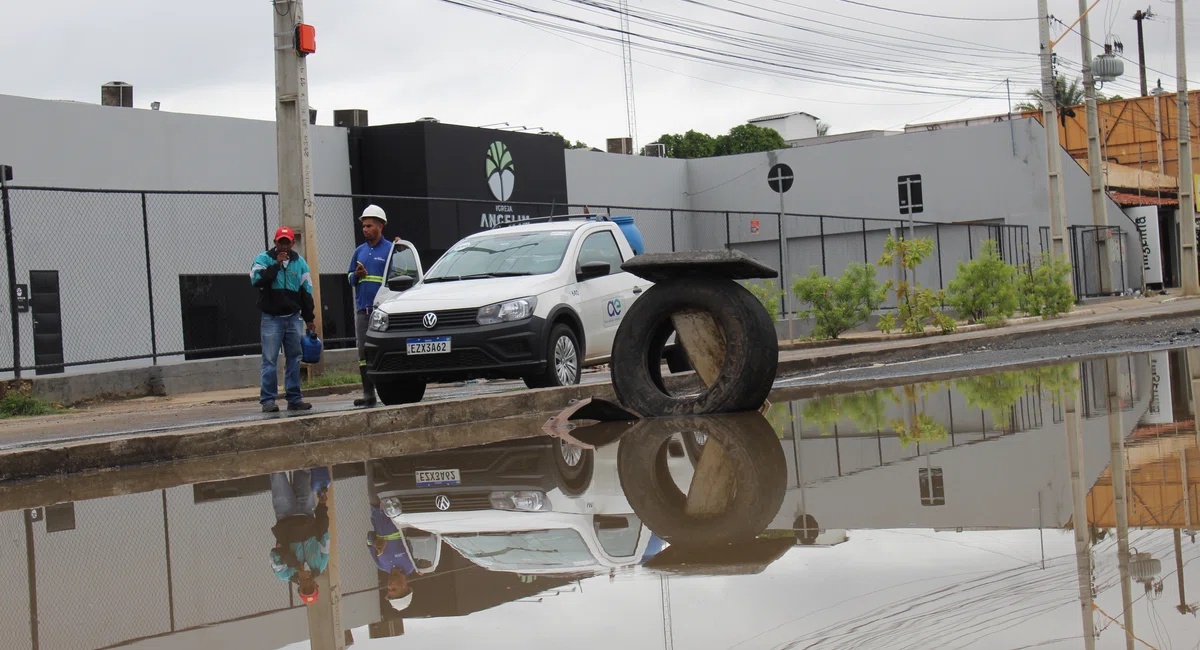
[444,530,597,571]
[424,230,573,281]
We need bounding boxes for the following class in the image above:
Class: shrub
[878,235,955,335]
[792,263,886,339]
[1017,253,1075,318]
[743,279,784,320]
[946,240,1019,324]
[0,393,61,418]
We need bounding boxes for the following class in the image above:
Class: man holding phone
[348,205,401,407]
[251,227,316,412]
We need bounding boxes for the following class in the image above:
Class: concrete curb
[775,310,1097,351]
[0,382,618,483]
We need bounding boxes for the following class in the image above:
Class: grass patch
[302,371,360,389]
[0,393,65,418]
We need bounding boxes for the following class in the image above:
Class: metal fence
[1,186,1031,376]
[1037,225,1131,297]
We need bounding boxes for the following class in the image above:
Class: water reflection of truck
[372,436,673,576]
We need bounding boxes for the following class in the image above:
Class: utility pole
[1039,0,1073,276]
[1078,0,1114,294]
[273,0,325,370]
[1176,0,1199,295]
[1133,9,1151,97]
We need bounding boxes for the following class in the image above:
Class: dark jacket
[269,503,331,582]
[251,248,316,322]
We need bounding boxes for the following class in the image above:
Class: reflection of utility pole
[660,574,673,650]
[1174,530,1194,614]
[1106,361,1136,650]
[308,468,344,650]
[1065,374,1097,650]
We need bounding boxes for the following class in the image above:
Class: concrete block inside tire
[611,277,778,416]
[615,412,787,548]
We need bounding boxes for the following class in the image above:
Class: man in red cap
[251,227,316,412]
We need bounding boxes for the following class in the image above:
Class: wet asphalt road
[775,311,1200,389]
[5,311,1200,449]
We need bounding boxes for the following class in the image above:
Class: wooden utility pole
[1038,0,1074,278]
[1133,10,1151,97]
[273,0,325,372]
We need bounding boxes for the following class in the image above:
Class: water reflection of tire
[611,279,778,416]
[551,439,594,497]
[617,412,786,548]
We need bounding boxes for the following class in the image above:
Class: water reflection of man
[269,470,330,605]
[369,505,415,613]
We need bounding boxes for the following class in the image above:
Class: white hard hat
[360,204,387,224]
[388,591,413,612]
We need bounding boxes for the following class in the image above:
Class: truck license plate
[407,337,451,355]
[416,469,461,487]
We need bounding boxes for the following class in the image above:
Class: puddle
[1,349,1198,649]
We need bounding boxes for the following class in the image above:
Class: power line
[834,0,1039,22]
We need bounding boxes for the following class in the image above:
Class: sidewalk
[6,294,1195,425]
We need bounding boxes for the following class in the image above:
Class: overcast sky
[2,0,1198,148]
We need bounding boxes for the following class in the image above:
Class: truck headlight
[490,491,550,511]
[477,297,537,325]
[369,309,389,332]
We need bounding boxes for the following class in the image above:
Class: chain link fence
[1,187,1039,376]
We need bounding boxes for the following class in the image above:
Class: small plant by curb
[1,393,65,419]
[302,371,361,390]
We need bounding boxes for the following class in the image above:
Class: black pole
[162,490,175,631]
[1134,10,1149,97]
[861,219,868,264]
[25,507,38,650]
[669,209,676,252]
[935,223,944,291]
[261,193,270,251]
[777,213,786,319]
[819,216,827,276]
[141,193,158,364]
[2,166,20,379]
[725,212,731,250]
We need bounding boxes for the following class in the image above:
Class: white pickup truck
[362,215,686,406]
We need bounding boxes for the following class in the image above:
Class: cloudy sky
[2,0,1198,149]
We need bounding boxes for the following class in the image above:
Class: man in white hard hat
[347,204,401,407]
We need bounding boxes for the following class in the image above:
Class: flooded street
[2,348,1198,649]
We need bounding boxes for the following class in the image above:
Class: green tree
[878,235,956,335]
[1015,75,1086,111]
[548,131,590,149]
[654,130,717,159]
[1016,252,1075,318]
[792,263,886,339]
[742,279,784,320]
[714,123,786,156]
[946,240,1019,324]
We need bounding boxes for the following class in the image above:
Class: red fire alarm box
[295,24,316,55]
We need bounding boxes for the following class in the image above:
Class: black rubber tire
[549,439,595,496]
[616,412,787,549]
[524,324,581,389]
[374,379,426,406]
[611,279,778,416]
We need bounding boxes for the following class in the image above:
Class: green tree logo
[486,141,515,202]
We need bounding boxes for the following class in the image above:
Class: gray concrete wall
[26,347,359,406]
[0,92,356,377]
[565,149,692,253]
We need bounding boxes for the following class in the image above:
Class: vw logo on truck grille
[434,495,451,511]
[422,312,438,329]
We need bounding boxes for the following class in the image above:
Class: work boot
[287,401,312,411]
[354,366,377,408]
[262,402,279,413]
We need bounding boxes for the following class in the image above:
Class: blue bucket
[611,216,645,256]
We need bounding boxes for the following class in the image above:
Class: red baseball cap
[274,226,296,242]
[299,584,319,605]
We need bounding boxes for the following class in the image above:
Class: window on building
[898,174,924,215]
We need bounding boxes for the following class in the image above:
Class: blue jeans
[270,470,315,521]
[261,312,304,405]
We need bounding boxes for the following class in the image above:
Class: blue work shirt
[347,240,392,311]
[368,506,416,575]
